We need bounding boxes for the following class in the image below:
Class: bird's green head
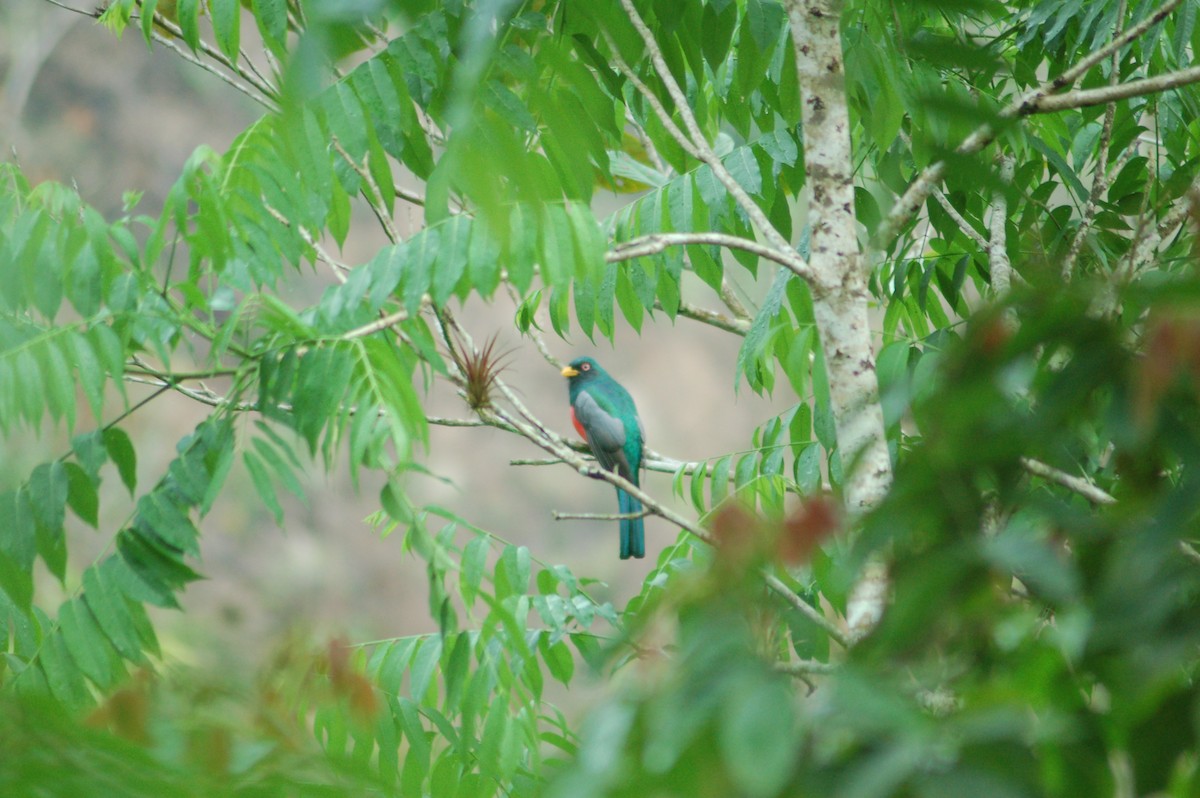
[561,356,605,381]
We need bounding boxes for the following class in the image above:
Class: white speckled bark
[788,0,892,637]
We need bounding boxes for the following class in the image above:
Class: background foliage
[4,0,1200,795]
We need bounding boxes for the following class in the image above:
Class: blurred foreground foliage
[6,275,1200,797]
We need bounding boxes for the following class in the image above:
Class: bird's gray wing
[573,389,630,475]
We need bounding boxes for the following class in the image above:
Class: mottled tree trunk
[787,0,891,638]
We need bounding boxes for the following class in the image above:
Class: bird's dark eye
[581,363,591,371]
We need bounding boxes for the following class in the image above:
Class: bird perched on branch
[561,356,646,559]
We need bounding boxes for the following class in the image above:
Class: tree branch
[719,278,752,322]
[609,1,812,284]
[1031,64,1200,114]
[608,231,801,274]
[331,138,400,244]
[552,509,653,522]
[775,658,839,676]
[765,573,849,648]
[1020,457,1115,505]
[989,155,1014,295]
[144,8,279,106]
[1061,0,1125,283]
[659,300,750,336]
[342,309,411,340]
[933,187,991,253]
[877,0,1186,248]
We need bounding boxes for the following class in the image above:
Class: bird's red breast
[569,405,588,441]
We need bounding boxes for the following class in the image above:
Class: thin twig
[262,201,351,282]
[719,278,752,322]
[552,509,653,522]
[504,281,565,369]
[608,231,800,274]
[933,187,991,252]
[775,659,839,676]
[1020,457,1115,505]
[765,573,850,648]
[145,9,279,104]
[657,300,751,335]
[599,29,700,160]
[395,182,426,207]
[331,139,401,244]
[149,29,275,110]
[342,309,411,340]
[1032,64,1200,114]
[513,453,743,480]
[1180,541,1200,564]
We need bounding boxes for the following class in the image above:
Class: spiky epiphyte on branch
[451,333,512,411]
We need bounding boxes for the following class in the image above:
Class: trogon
[561,357,645,559]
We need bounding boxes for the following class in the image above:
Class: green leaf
[507,204,537,293]
[794,443,821,494]
[103,428,137,495]
[615,267,644,332]
[176,0,201,51]
[374,637,418,696]
[409,637,443,703]
[133,490,200,556]
[209,0,241,62]
[461,536,489,608]
[139,0,160,45]
[39,336,75,430]
[28,461,68,534]
[244,450,283,524]
[2,489,37,571]
[690,461,708,514]
[0,549,33,613]
[58,598,118,689]
[84,562,147,662]
[711,455,732,507]
[540,636,575,686]
[719,678,797,797]
[70,331,106,421]
[443,633,471,711]
[540,204,575,290]
[566,201,607,286]
[403,229,441,311]
[64,462,99,528]
[468,217,502,298]
[723,146,763,197]
[115,531,197,607]
[252,436,306,503]
[39,623,91,709]
[433,215,471,305]
[737,270,790,393]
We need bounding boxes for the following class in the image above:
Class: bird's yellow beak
[561,365,579,377]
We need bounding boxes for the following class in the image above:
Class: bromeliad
[561,357,646,559]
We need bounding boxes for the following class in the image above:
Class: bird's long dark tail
[617,488,645,559]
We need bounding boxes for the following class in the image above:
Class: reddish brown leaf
[778,497,840,566]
